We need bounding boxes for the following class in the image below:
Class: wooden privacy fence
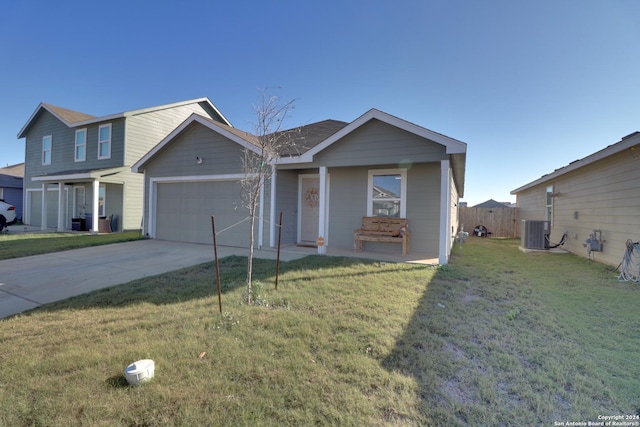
[459,207,519,238]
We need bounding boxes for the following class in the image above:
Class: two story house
[18,98,230,233]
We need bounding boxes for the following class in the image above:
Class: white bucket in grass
[124,359,155,385]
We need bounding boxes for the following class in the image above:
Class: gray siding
[24,111,126,191]
[516,148,640,266]
[327,166,369,250]
[125,102,216,165]
[326,163,440,254]
[406,163,441,255]
[143,123,244,178]
[450,172,459,236]
[274,170,300,245]
[313,119,447,167]
[155,180,251,246]
[141,122,263,242]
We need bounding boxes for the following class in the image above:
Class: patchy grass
[0,238,637,426]
[0,231,145,260]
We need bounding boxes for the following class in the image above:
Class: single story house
[0,163,24,221]
[511,131,640,266]
[133,108,467,264]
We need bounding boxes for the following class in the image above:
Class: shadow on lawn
[32,254,402,314]
[380,262,467,425]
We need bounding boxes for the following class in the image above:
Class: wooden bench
[354,217,410,255]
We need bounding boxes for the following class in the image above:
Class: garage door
[155,180,253,247]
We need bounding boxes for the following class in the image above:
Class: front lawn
[0,238,636,426]
[0,231,145,260]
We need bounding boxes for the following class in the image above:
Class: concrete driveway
[0,239,308,319]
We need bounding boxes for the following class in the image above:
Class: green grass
[0,238,637,426]
[0,231,145,260]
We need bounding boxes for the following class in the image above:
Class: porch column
[439,160,451,265]
[318,166,328,255]
[57,182,65,231]
[92,180,100,233]
[269,168,277,247]
[41,182,47,231]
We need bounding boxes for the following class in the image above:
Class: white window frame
[75,128,87,162]
[367,168,407,218]
[98,124,112,159]
[42,135,52,165]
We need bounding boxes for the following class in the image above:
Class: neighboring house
[0,163,24,221]
[133,108,467,264]
[472,199,512,209]
[17,98,230,232]
[511,131,640,266]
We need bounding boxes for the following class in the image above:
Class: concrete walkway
[0,239,310,319]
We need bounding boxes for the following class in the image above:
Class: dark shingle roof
[275,119,349,156]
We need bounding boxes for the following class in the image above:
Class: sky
[2,0,639,206]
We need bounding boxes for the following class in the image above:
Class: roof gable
[278,109,466,164]
[18,97,230,139]
[132,114,258,173]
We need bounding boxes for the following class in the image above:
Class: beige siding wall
[125,102,215,165]
[313,119,447,167]
[516,149,640,266]
[516,187,547,222]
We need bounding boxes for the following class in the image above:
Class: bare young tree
[240,89,297,304]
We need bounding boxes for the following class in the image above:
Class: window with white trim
[75,129,86,162]
[42,135,52,165]
[98,124,111,159]
[367,169,407,217]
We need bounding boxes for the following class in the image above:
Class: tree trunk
[246,210,255,305]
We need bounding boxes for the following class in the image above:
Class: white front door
[299,176,319,245]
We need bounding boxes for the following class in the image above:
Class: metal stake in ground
[211,216,222,313]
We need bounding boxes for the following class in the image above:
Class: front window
[368,169,407,217]
[546,185,553,223]
[75,129,86,162]
[42,135,52,165]
[98,124,111,159]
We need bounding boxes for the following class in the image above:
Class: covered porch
[31,167,127,233]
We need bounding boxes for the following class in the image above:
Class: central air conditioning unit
[521,220,550,250]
